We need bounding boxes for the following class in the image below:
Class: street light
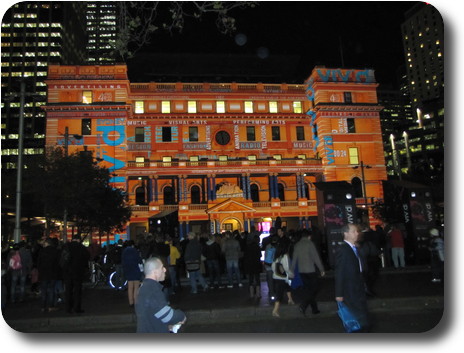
[352,161,372,206]
[62,127,82,242]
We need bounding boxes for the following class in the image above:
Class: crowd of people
[1,222,444,333]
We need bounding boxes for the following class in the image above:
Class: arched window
[351,177,363,198]
[278,183,285,201]
[191,185,201,204]
[135,186,146,205]
[250,184,260,202]
[163,186,175,205]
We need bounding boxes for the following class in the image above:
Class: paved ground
[2,265,444,333]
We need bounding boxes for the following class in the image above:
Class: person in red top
[389,225,405,269]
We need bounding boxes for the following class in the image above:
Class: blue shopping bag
[337,301,362,333]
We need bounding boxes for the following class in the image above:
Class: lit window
[244,101,253,113]
[134,101,144,114]
[161,101,170,114]
[269,101,278,113]
[273,154,282,160]
[82,91,92,104]
[135,156,145,167]
[188,101,197,113]
[349,147,359,165]
[293,101,302,113]
[216,101,225,113]
[298,154,306,160]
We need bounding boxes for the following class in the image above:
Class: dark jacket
[63,241,90,281]
[244,241,262,274]
[121,246,143,281]
[184,238,203,263]
[37,245,59,281]
[334,241,369,326]
[136,278,185,333]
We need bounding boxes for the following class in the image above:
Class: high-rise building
[401,3,444,107]
[1,1,87,172]
[85,2,117,64]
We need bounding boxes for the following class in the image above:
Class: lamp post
[353,161,372,206]
[13,81,26,243]
[62,127,82,242]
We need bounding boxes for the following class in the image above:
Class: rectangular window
[216,101,225,113]
[273,154,282,160]
[244,101,253,113]
[189,155,199,166]
[162,156,172,166]
[344,92,352,103]
[296,126,305,140]
[188,101,197,113]
[248,155,256,164]
[272,126,281,141]
[347,118,356,133]
[297,154,306,160]
[293,101,302,113]
[134,101,144,114]
[246,126,256,141]
[349,147,359,165]
[135,156,145,167]
[162,127,172,142]
[189,126,198,141]
[269,101,278,113]
[82,91,92,104]
[219,155,228,165]
[161,101,170,114]
[82,119,91,135]
[135,127,145,142]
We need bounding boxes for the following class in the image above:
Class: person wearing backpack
[7,242,32,303]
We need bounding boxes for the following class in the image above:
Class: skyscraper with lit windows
[1,1,87,171]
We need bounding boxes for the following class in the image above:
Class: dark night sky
[128,1,418,88]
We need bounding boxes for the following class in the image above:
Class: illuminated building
[44,64,387,242]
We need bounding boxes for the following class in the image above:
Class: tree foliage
[25,147,131,240]
[114,1,257,60]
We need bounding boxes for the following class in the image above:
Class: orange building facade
[44,65,387,243]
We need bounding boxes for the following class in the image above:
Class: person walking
[135,257,186,333]
[335,224,370,332]
[62,235,90,314]
[121,240,144,307]
[291,229,325,316]
[184,232,208,294]
[37,238,60,312]
[271,241,293,318]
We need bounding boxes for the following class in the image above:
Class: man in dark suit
[335,223,370,332]
[62,235,90,314]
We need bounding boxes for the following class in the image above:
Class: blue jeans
[188,270,207,293]
[10,272,27,302]
[226,259,241,285]
[40,280,56,309]
[206,260,222,286]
